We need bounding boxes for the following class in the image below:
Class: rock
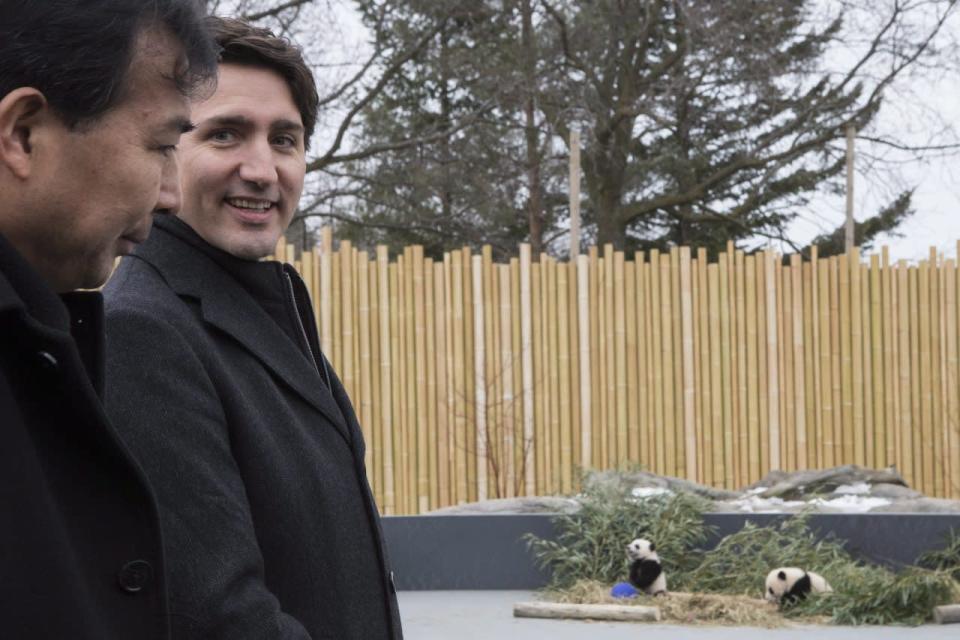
[583,469,741,501]
[747,465,907,500]
[869,483,923,500]
[426,496,581,515]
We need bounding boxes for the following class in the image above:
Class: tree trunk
[521,0,543,257]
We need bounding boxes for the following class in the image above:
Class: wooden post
[569,130,581,258]
[472,255,487,500]
[846,124,856,252]
[578,254,592,468]
[519,245,535,495]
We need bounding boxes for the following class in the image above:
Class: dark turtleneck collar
[154,214,288,307]
[151,214,318,366]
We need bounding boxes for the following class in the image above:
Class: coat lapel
[137,225,353,444]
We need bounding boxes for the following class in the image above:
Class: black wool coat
[103,216,403,639]
[0,232,169,639]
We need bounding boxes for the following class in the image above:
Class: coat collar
[135,216,350,440]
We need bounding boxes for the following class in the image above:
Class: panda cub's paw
[626,537,668,597]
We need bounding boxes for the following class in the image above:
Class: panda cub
[764,567,832,605]
[626,538,667,596]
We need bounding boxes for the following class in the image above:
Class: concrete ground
[398,591,959,639]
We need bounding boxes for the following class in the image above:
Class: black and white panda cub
[764,567,833,605]
[626,538,667,596]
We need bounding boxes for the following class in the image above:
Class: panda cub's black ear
[778,570,787,581]
[649,542,656,552]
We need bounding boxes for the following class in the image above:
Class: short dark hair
[0,0,218,129]
[208,16,319,150]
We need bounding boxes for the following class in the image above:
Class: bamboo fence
[273,231,960,514]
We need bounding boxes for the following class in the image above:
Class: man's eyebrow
[273,119,305,133]
[164,116,195,135]
[202,115,250,128]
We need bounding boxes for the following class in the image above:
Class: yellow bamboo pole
[450,252,467,504]
[671,249,685,477]
[498,264,515,497]
[614,252,628,468]
[909,265,922,489]
[625,258,639,465]
[745,255,760,482]
[638,252,653,472]
[849,249,865,466]
[462,248,477,502]
[896,262,912,482]
[546,257,561,491]
[331,246,341,375]
[389,262,404,511]
[946,259,960,498]
[719,252,733,486]
[735,250,748,486]
[700,249,714,481]
[567,260,581,480]
[376,247,394,513]
[519,246,535,495]
[818,252,833,469]
[692,252,705,484]
[931,251,945,497]
[766,250,781,471]
[919,260,935,494]
[708,263,724,486]
[424,258,438,509]
[532,261,545,492]
[578,255,592,471]
[802,260,816,468]
[781,258,794,470]
[557,262,573,492]
[860,262,874,467]
[604,245,617,467]
[472,254,487,501]
[357,256,374,485]
[871,254,886,467]
[838,254,852,465]
[589,247,601,468]
[650,250,665,474]
[791,254,807,469]
[435,259,450,506]
[680,247,697,480]
[402,250,417,513]
[756,252,769,476]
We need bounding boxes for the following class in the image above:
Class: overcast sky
[298,0,960,264]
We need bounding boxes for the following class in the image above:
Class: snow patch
[833,482,871,495]
[631,487,673,498]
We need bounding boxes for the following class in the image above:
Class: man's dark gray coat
[103,216,402,639]
[0,232,169,639]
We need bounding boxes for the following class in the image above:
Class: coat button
[117,560,153,594]
[35,350,59,372]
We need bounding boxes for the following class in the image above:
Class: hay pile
[525,481,960,625]
[544,580,803,627]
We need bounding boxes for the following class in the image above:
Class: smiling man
[0,1,216,637]
[102,17,402,640]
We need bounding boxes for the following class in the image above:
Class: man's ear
[0,87,48,180]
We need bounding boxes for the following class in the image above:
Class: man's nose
[238,139,278,189]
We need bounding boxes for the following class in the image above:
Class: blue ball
[610,582,639,598]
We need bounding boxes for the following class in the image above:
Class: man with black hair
[104,17,403,639]
[0,1,217,637]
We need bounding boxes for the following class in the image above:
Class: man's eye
[211,130,236,143]
[274,134,297,148]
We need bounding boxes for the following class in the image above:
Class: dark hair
[0,0,218,129]
[208,16,319,150]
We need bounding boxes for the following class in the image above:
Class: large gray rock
[427,496,581,515]
[582,469,741,501]
[747,465,907,500]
